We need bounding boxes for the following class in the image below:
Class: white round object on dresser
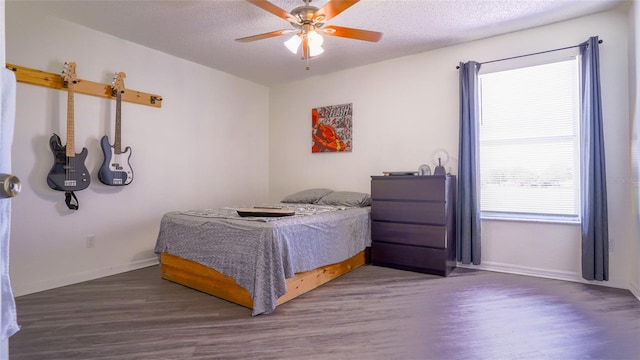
[418,164,431,176]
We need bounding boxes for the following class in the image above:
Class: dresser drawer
[371,200,445,225]
[371,242,447,275]
[371,221,446,248]
[371,177,447,201]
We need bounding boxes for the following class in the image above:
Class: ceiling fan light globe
[307,30,324,47]
[284,34,302,54]
[309,45,324,57]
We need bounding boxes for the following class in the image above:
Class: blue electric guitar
[99,72,133,186]
[47,62,91,192]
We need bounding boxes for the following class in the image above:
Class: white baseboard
[13,257,159,297]
[457,261,630,291]
[14,257,639,302]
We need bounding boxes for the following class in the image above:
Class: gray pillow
[281,188,334,204]
[317,191,372,207]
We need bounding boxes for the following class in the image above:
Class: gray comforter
[154,204,371,315]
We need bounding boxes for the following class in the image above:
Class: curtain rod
[455,39,603,69]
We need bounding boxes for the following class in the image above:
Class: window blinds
[479,58,580,219]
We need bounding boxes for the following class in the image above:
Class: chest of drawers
[370,175,456,276]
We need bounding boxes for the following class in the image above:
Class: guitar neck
[114,91,122,154]
[66,82,75,157]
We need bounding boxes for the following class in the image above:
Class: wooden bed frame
[160,249,368,310]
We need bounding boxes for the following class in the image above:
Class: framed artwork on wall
[312,103,352,153]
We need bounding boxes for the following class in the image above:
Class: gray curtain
[580,36,609,281]
[457,61,482,265]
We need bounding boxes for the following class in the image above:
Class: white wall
[5,3,270,296]
[629,0,640,300]
[0,0,3,65]
[269,8,636,289]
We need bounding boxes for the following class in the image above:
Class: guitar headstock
[61,62,77,87]
[111,72,126,96]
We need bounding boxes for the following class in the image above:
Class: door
[1,67,21,359]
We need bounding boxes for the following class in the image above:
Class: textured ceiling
[11,0,627,86]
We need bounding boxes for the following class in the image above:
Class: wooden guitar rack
[5,63,162,108]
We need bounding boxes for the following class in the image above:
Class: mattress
[154,203,371,315]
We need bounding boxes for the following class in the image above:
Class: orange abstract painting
[312,103,352,153]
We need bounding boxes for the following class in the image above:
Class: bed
[154,189,372,315]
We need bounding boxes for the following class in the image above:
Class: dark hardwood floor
[9,265,640,360]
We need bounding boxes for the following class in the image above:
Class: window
[479,58,580,221]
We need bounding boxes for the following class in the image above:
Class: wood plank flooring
[9,265,640,360]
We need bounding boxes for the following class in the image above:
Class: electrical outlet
[86,235,96,248]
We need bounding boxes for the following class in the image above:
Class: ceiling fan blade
[314,0,359,23]
[323,25,383,42]
[235,29,295,42]
[246,0,297,23]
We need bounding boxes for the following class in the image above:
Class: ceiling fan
[236,0,383,69]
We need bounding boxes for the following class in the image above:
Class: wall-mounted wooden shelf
[5,63,163,108]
